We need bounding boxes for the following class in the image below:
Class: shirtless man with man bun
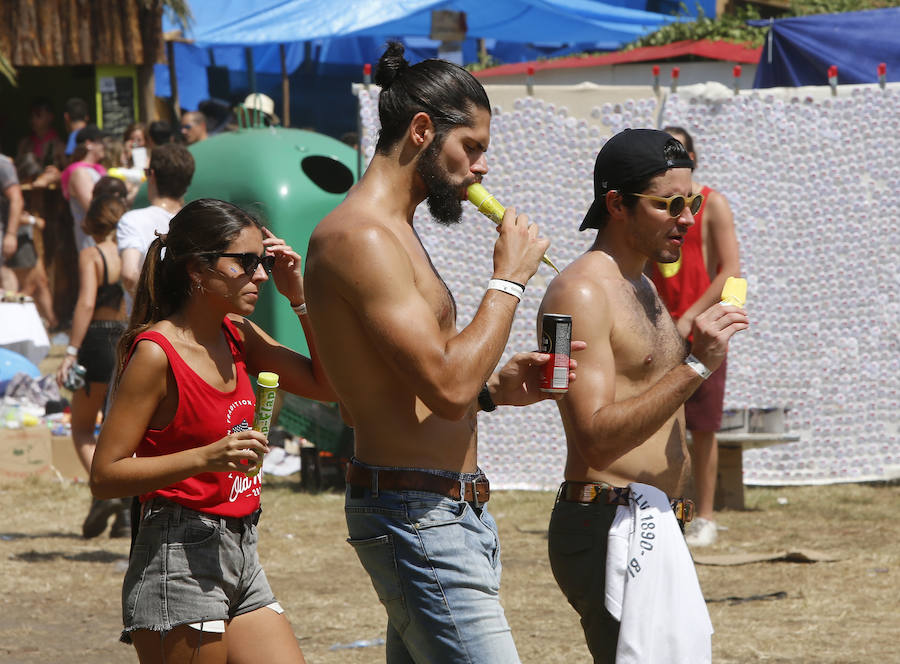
[304,42,580,664]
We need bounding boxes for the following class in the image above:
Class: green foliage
[792,0,899,14]
[466,52,504,73]
[626,4,765,50]
[0,51,16,86]
[622,0,900,51]
[141,0,193,31]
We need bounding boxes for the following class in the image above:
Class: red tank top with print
[131,317,261,517]
[650,185,713,320]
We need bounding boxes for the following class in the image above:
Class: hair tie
[154,230,167,248]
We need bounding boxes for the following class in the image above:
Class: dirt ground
[1,475,898,663]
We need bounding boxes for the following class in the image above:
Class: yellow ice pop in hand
[721,276,747,307]
[467,183,560,274]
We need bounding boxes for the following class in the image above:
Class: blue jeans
[345,463,520,664]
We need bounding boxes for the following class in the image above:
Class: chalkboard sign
[95,65,138,136]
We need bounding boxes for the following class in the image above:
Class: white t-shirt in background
[117,204,177,314]
[117,204,176,260]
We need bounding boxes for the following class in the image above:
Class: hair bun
[375,41,409,89]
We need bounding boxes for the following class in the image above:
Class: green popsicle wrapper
[245,372,279,477]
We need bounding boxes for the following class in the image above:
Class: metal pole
[245,47,256,93]
[280,44,290,127]
[245,47,257,126]
[357,65,371,180]
[356,92,363,180]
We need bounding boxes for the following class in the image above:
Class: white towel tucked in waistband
[605,483,712,664]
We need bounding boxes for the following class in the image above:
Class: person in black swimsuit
[56,194,130,538]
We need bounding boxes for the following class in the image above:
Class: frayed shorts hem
[120,600,284,644]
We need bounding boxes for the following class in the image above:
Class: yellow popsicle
[721,276,747,307]
[467,183,560,274]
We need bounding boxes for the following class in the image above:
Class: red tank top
[650,185,713,319]
[131,317,261,517]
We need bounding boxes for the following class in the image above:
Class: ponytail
[114,234,188,387]
[374,41,409,89]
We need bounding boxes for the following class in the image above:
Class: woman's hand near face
[263,227,305,306]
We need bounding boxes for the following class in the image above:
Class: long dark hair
[663,126,695,161]
[374,41,490,154]
[115,198,263,385]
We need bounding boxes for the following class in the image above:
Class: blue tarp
[157,0,694,134]
[182,0,683,48]
[751,8,900,88]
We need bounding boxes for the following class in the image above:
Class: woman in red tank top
[91,198,334,663]
[653,127,742,550]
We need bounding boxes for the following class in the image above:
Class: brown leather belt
[559,480,694,525]
[346,463,491,504]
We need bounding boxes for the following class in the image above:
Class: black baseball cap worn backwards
[579,128,694,231]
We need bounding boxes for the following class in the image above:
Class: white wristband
[292,302,307,316]
[487,278,524,302]
[66,345,80,357]
[684,353,711,380]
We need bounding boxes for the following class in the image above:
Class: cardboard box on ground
[0,428,87,482]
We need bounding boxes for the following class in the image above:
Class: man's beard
[416,139,464,226]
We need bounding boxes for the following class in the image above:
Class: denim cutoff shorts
[120,497,277,643]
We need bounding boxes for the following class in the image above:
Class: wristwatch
[478,383,497,412]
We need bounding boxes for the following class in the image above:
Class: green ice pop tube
[245,372,279,477]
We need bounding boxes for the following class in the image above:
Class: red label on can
[540,314,572,392]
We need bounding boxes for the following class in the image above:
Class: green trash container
[134,127,357,356]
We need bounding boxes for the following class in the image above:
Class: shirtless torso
[541,249,690,496]
[304,105,550,474]
[306,206,479,471]
[538,165,746,498]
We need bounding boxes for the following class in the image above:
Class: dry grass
[1,476,897,663]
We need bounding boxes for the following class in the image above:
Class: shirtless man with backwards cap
[538,128,748,662]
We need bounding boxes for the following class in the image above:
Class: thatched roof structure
[0,0,164,67]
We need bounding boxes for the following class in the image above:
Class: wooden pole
[166,40,180,121]
[280,44,290,127]
[137,64,157,123]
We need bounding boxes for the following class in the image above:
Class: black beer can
[540,313,572,393]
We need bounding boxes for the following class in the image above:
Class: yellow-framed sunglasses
[627,192,704,218]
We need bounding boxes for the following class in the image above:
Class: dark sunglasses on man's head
[181,124,193,131]
[625,192,704,218]
[203,252,275,276]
